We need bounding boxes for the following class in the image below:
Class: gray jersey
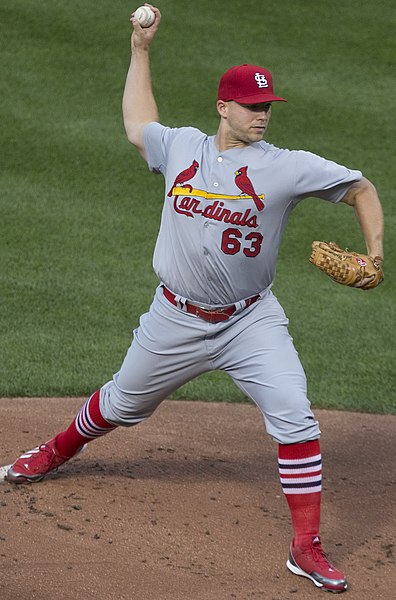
[143,122,361,305]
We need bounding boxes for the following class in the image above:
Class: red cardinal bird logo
[168,160,200,197]
[235,166,265,211]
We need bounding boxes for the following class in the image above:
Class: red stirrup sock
[278,439,322,548]
[55,390,117,458]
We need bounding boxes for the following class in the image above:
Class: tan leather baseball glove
[309,241,384,290]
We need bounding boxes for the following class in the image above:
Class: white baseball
[134,6,155,28]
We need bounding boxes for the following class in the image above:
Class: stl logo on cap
[254,73,269,88]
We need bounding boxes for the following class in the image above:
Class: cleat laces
[302,538,335,572]
[23,444,62,474]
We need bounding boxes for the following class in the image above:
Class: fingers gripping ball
[134,6,155,27]
[309,241,384,290]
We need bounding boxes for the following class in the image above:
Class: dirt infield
[0,398,395,600]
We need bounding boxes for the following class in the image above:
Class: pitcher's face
[217,100,272,147]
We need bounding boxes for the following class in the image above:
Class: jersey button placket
[203,156,224,294]
[213,155,224,188]
[202,218,212,292]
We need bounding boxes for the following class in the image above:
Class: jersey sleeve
[294,150,362,203]
[143,122,182,175]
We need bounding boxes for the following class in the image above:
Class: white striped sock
[279,453,322,495]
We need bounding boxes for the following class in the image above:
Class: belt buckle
[195,305,230,324]
[195,306,216,320]
[196,303,229,314]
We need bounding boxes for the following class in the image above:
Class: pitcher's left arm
[341,176,384,261]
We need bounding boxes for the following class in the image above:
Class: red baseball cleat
[287,536,348,593]
[6,437,86,484]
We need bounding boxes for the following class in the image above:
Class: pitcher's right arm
[122,4,161,159]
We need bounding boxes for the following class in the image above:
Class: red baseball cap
[218,64,287,104]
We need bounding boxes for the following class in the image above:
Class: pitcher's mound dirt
[0,398,395,600]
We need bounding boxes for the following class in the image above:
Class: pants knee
[99,380,161,427]
[255,389,321,444]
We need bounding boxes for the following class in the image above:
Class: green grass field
[1,0,395,412]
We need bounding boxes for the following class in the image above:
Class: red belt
[162,286,260,323]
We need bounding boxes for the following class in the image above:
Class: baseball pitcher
[6,4,384,593]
